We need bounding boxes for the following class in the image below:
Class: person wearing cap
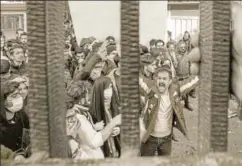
[101,43,118,75]
[140,67,199,156]
[105,36,115,43]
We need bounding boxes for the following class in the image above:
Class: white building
[1,1,26,40]
[166,1,199,41]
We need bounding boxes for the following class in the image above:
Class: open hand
[97,40,109,60]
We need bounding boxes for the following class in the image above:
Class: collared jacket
[140,75,199,143]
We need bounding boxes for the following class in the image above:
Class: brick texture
[198,1,231,153]
[26,1,68,157]
[120,1,140,157]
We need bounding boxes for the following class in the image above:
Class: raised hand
[97,40,109,60]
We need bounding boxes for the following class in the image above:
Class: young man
[140,67,199,156]
[16,29,24,41]
[155,40,165,49]
[19,32,27,45]
[8,44,27,76]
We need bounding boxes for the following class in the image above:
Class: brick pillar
[27,1,69,157]
[120,1,140,157]
[198,1,231,153]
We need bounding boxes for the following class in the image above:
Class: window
[167,16,199,40]
[1,14,24,31]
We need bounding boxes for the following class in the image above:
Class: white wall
[69,1,168,46]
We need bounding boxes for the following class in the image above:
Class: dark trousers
[140,135,172,156]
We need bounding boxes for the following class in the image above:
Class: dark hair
[183,31,191,40]
[149,39,156,46]
[9,44,23,55]
[106,36,115,41]
[3,81,20,99]
[66,80,87,102]
[154,67,172,79]
[155,40,165,46]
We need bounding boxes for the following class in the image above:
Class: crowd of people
[1,17,200,160]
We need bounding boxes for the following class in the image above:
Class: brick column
[198,1,231,153]
[120,1,140,157]
[27,1,68,157]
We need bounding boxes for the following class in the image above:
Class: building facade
[1,1,26,40]
[166,1,242,41]
[166,1,199,41]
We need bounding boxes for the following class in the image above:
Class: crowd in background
[0,17,200,160]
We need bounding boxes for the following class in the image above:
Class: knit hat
[80,38,91,47]
[106,43,116,55]
[106,36,115,42]
[140,53,156,65]
[1,59,10,74]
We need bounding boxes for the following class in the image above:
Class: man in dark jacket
[140,67,199,156]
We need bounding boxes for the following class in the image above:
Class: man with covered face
[0,80,30,161]
[139,67,199,156]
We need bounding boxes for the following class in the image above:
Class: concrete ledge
[2,153,242,166]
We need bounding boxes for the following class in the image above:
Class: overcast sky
[69,1,168,46]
